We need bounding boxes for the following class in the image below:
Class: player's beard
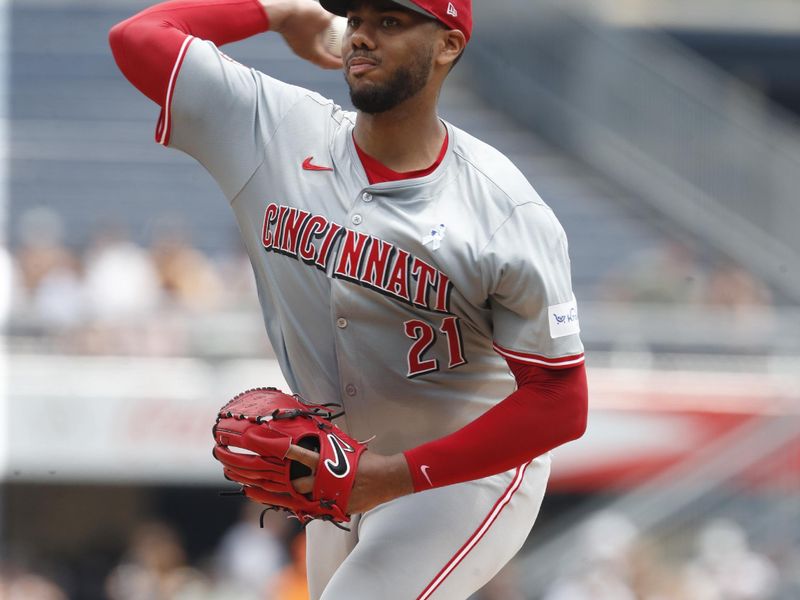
[346,44,434,114]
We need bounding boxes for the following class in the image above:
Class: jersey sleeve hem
[155,35,195,146]
[492,342,585,369]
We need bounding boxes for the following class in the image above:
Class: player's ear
[435,29,466,69]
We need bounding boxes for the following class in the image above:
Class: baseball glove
[212,387,367,529]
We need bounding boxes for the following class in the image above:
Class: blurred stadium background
[1,0,799,597]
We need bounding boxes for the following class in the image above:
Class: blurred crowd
[2,208,262,355]
[541,512,798,600]
[598,241,773,313]
[1,503,308,600]
[2,508,796,600]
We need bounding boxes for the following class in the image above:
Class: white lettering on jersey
[548,298,580,339]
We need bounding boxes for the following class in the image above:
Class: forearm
[109,0,271,104]
[403,363,589,491]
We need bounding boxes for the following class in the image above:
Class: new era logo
[447,2,458,17]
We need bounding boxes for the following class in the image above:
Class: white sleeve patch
[548,298,581,339]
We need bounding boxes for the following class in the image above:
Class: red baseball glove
[212,387,367,528]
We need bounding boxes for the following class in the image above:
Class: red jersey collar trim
[354,130,449,185]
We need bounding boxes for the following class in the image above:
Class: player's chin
[345,76,379,98]
[345,73,375,91]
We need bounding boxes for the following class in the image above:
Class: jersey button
[362,192,373,202]
[345,384,357,397]
[352,214,363,225]
[336,317,348,329]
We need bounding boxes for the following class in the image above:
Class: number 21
[403,316,467,378]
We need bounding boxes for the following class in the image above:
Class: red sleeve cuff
[403,448,432,491]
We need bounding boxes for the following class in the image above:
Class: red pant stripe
[416,461,531,600]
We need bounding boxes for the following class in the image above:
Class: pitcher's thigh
[306,517,359,600]
[321,457,550,600]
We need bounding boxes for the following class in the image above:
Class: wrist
[384,452,414,501]
[258,0,297,32]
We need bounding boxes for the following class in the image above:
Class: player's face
[343,2,441,114]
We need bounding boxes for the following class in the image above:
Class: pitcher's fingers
[291,475,314,495]
[315,50,343,69]
[286,444,320,470]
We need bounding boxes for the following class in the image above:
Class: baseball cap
[320,0,473,42]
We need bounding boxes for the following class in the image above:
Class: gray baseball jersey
[160,36,583,598]
[163,38,583,454]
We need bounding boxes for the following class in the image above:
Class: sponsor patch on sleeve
[548,298,580,339]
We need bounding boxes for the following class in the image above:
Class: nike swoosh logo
[302,156,334,172]
[324,433,354,478]
[420,465,433,486]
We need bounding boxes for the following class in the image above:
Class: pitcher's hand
[262,0,343,69]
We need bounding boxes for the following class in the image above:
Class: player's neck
[354,98,445,173]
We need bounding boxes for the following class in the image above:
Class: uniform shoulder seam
[478,204,524,257]
[258,84,321,146]
[229,89,343,202]
[478,200,556,257]
[452,146,544,209]
[452,148,517,207]
[450,147,550,255]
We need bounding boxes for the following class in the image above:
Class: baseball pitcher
[109,0,589,597]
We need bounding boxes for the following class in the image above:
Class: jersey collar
[343,119,455,193]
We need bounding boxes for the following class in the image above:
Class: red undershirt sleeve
[403,360,588,491]
[108,0,270,106]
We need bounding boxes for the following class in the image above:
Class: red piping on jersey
[109,0,270,144]
[493,342,585,369]
[416,461,531,600]
[157,35,195,145]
